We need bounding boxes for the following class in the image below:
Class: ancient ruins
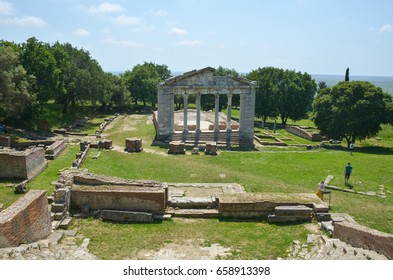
[155,67,257,147]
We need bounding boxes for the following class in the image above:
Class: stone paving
[287,233,388,260]
[0,230,96,260]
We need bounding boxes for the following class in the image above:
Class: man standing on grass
[344,162,352,185]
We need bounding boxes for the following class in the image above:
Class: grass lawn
[3,111,392,260]
[72,218,308,260]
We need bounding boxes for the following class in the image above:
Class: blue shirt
[345,165,352,174]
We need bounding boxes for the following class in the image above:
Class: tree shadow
[352,146,393,155]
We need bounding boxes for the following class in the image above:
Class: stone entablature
[157,67,257,147]
[0,190,51,248]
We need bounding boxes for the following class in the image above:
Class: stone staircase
[165,131,245,146]
[167,194,220,218]
[288,234,388,260]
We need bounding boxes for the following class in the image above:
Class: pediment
[161,67,257,88]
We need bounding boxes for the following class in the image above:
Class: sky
[1,0,393,76]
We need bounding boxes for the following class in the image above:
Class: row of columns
[182,93,233,134]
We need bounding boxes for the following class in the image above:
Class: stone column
[170,93,175,133]
[183,93,188,133]
[214,93,220,132]
[226,93,233,132]
[157,85,173,141]
[196,93,201,133]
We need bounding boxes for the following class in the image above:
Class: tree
[123,62,169,108]
[345,67,350,82]
[247,67,282,126]
[313,81,391,146]
[247,67,316,125]
[0,46,34,125]
[20,37,59,110]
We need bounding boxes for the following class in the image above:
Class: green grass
[0,180,24,209]
[73,217,308,260]
[28,144,80,194]
[3,111,392,260]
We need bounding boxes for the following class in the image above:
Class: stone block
[101,210,153,223]
[125,138,143,152]
[54,189,69,203]
[14,180,28,194]
[267,214,312,223]
[51,203,65,213]
[316,213,331,222]
[205,141,217,155]
[274,205,313,216]
[103,139,112,149]
[168,141,185,154]
[59,217,73,230]
[54,210,66,221]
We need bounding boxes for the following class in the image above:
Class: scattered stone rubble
[288,234,388,260]
[0,230,96,260]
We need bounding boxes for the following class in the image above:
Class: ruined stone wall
[70,189,167,214]
[0,148,47,179]
[334,221,393,259]
[0,150,27,178]
[286,126,322,142]
[218,193,326,218]
[0,190,52,248]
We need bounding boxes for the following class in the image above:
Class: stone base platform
[218,193,327,218]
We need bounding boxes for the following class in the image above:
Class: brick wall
[70,188,167,214]
[0,148,47,179]
[334,221,393,259]
[0,190,52,248]
[286,126,322,142]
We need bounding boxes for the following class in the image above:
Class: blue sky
[1,0,392,76]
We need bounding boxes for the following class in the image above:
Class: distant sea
[110,71,393,96]
[312,74,393,96]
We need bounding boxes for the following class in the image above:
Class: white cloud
[378,23,393,33]
[150,9,168,17]
[3,16,46,26]
[103,38,143,48]
[113,14,142,25]
[170,27,188,36]
[88,2,123,14]
[0,1,14,16]
[175,40,202,47]
[74,28,91,37]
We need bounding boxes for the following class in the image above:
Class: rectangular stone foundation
[70,186,167,214]
[218,193,326,218]
[0,147,47,180]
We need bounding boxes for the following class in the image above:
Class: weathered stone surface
[333,221,393,259]
[274,205,312,216]
[168,196,217,209]
[59,217,73,230]
[0,190,51,248]
[14,180,28,194]
[267,215,311,223]
[51,203,65,213]
[0,147,47,180]
[101,210,153,223]
[218,193,324,218]
[168,141,185,154]
[45,140,66,160]
[125,138,143,152]
[205,141,217,155]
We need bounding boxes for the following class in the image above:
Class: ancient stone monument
[156,67,257,147]
[0,147,48,180]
